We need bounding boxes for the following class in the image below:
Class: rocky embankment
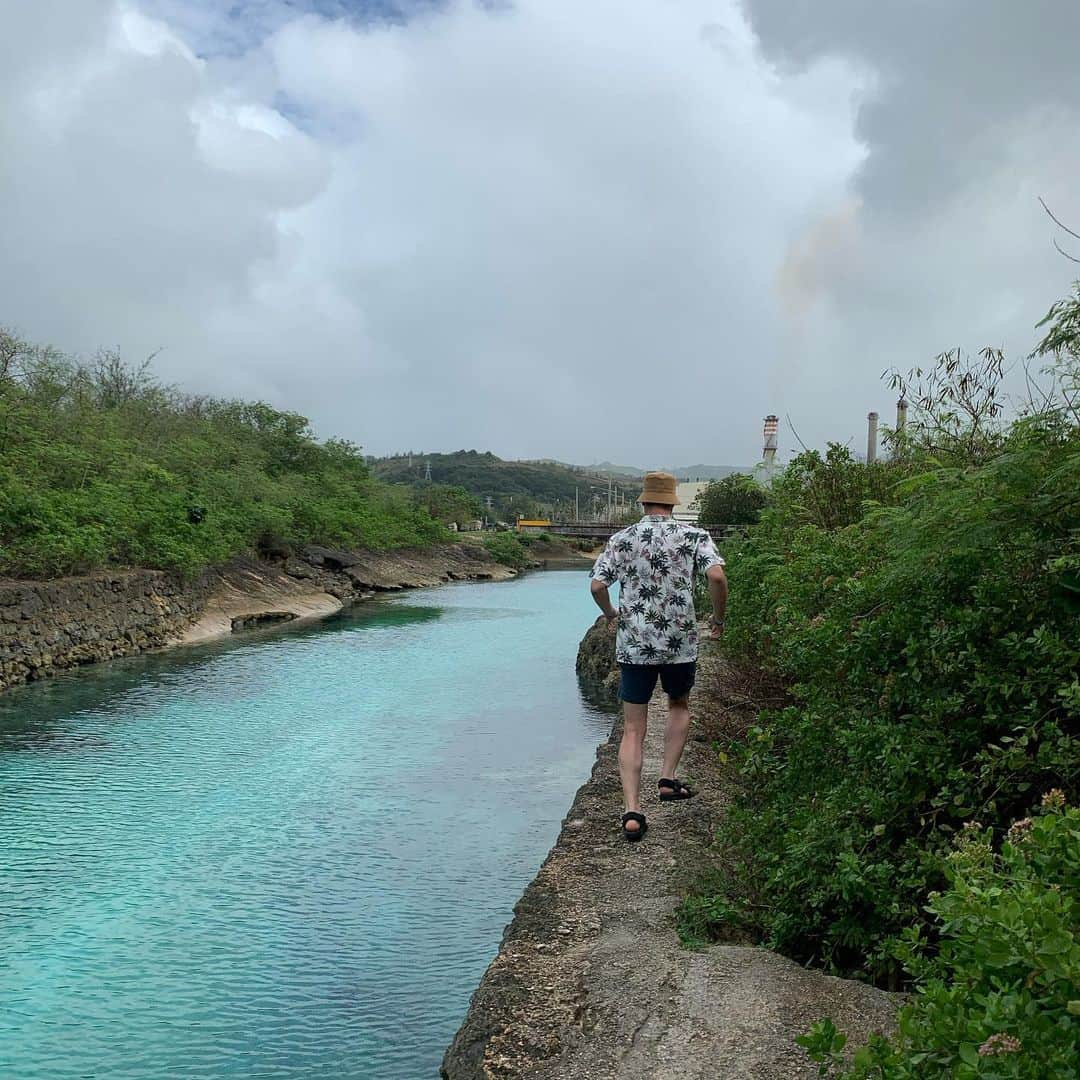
[574,616,620,702]
[0,542,512,693]
[443,637,900,1079]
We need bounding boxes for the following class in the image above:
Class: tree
[411,484,483,526]
[692,472,767,525]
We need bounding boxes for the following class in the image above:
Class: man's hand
[709,614,725,639]
[591,578,619,629]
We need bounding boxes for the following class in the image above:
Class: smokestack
[896,396,908,433]
[867,411,879,464]
[762,415,779,481]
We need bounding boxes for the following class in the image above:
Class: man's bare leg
[618,702,648,833]
[660,695,691,785]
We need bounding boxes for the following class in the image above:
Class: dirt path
[442,651,899,1079]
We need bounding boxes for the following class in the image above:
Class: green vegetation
[482,532,531,569]
[799,796,1078,1079]
[409,484,484,528]
[0,329,448,578]
[681,287,1080,1072]
[370,449,628,522]
[691,471,768,525]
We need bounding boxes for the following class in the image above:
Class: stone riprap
[0,570,213,693]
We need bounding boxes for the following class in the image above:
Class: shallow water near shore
[0,570,613,1080]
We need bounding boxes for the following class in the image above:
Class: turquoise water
[0,571,613,1079]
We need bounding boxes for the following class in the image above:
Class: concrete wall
[674,481,708,522]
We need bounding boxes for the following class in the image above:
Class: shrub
[692,472,768,525]
[410,483,484,527]
[800,796,1080,1079]
[0,329,448,577]
[483,532,530,569]
[687,336,1080,983]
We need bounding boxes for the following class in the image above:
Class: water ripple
[0,573,613,1079]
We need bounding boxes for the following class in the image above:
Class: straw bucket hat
[638,471,680,506]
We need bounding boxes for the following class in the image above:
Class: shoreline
[0,542,517,694]
[441,645,900,1079]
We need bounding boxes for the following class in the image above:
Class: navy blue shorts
[618,662,696,705]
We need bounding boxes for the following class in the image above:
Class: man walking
[589,471,728,840]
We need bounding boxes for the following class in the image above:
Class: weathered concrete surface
[442,648,899,1079]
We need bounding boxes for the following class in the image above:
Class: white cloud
[11,0,1070,464]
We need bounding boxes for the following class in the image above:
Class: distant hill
[667,463,751,481]
[369,450,638,521]
[583,460,644,478]
[584,461,751,481]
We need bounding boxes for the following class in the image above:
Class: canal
[0,570,612,1079]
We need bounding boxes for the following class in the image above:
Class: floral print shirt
[590,515,724,665]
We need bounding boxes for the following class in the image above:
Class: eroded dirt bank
[442,642,899,1079]
[0,542,513,692]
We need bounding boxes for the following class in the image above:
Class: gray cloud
[1,0,1074,465]
[744,0,1080,446]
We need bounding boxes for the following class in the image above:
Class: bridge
[532,522,747,544]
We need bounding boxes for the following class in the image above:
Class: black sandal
[658,777,694,801]
[621,811,647,841]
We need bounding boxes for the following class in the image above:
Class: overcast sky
[2,1,1077,465]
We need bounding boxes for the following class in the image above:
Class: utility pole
[424,460,432,482]
[867,412,879,464]
[575,486,579,521]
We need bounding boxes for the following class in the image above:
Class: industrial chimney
[896,396,908,433]
[762,415,779,481]
[867,412,879,464]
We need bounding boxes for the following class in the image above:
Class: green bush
[482,532,530,569]
[0,331,448,577]
[685,325,1080,983]
[800,796,1079,1079]
[692,472,768,525]
[409,483,484,527]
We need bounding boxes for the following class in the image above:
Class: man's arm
[706,563,728,637]
[589,540,619,625]
[590,578,618,623]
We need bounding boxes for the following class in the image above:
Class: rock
[301,545,361,571]
[0,569,212,694]
[575,617,619,702]
[230,611,299,632]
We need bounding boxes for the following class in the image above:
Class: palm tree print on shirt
[590,515,724,665]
